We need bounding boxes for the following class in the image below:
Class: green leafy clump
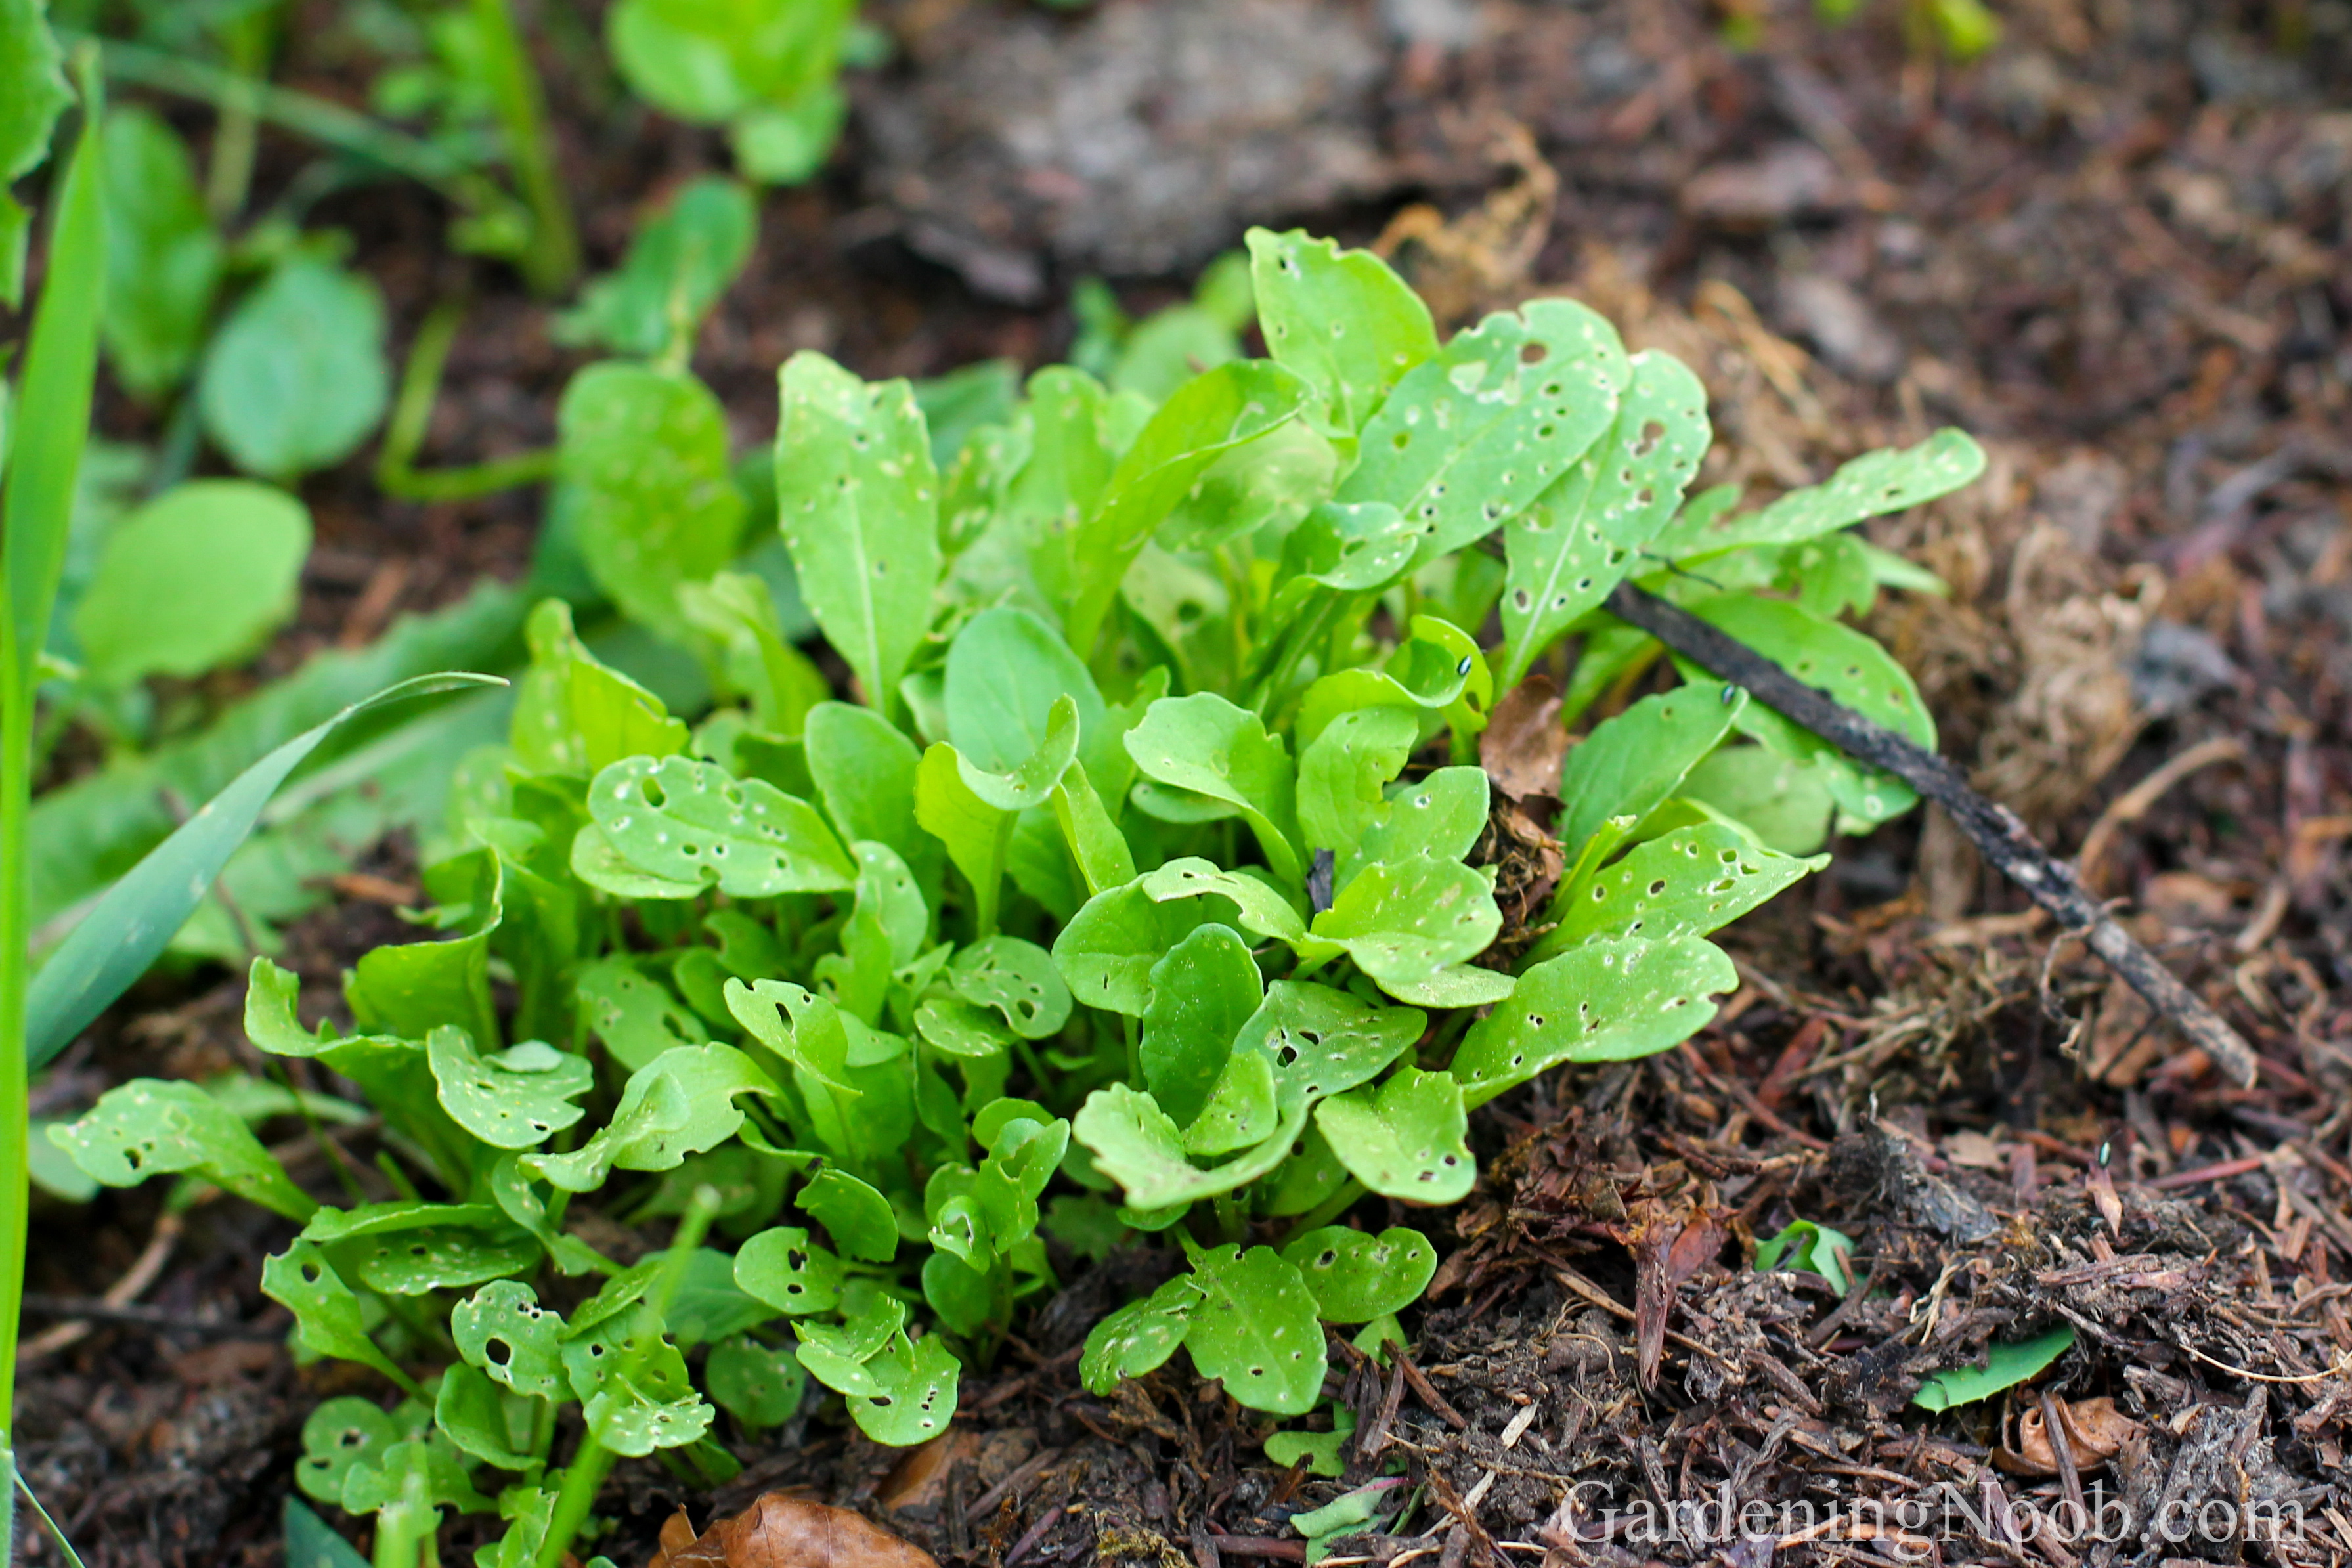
[54,229,1980,1567]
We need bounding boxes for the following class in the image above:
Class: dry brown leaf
[647,1496,940,1568]
[1481,675,1566,801]
[2005,1397,2145,1475]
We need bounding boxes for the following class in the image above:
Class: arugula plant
[604,0,877,186]
[53,228,1981,1567]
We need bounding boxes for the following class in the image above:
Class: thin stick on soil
[1601,582,2264,1088]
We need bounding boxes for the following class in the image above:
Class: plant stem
[534,1441,617,1568]
[1277,1179,1366,1244]
[202,12,269,222]
[377,301,557,502]
[71,33,531,252]
[469,0,580,295]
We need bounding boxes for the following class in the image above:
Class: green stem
[377,300,557,502]
[1277,1179,1366,1244]
[469,0,580,295]
[534,1442,617,1568]
[202,13,269,222]
[71,34,531,246]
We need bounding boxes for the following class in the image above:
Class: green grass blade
[3,52,103,693]
[15,1464,91,1568]
[283,1498,371,1568]
[24,672,502,1066]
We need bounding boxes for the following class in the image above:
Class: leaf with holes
[976,1114,1068,1247]
[1125,693,1302,886]
[1499,349,1710,687]
[706,1336,808,1429]
[1349,768,1489,888]
[1312,1068,1473,1205]
[1051,882,1215,1017]
[1140,923,1264,1128]
[775,352,942,718]
[1309,858,1500,1005]
[427,1030,593,1150]
[295,1397,416,1506]
[1337,298,1630,572]
[1072,1083,1306,1212]
[1280,499,1421,592]
[1137,860,1307,945]
[1678,745,1838,856]
[526,1045,778,1192]
[559,363,747,642]
[1452,935,1737,1106]
[1235,981,1424,1119]
[1183,1048,1277,1157]
[734,1226,846,1315]
[1248,228,1437,435]
[1650,428,1984,563]
[951,936,1073,1039]
[1183,1245,1326,1416]
[510,599,687,778]
[50,1078,316,1221]
[844,1331,961,1446]
[1555,685,1746,873]
[577,956,709,1073]
[1080,1274,1203,1395]
[263,1241,424,1396]
[351,1226,540,1296]
[1540,821,1825,955]
[453,1280,569,1399]
[1280,1225,1439,1323]
[563,1303,712,1455]
[1676,594,1936,828]
[798,1168,899,1263]
[584,754,856,898]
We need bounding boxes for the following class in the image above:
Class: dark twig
[1603,582,2263,1087]
[20,1292,282,1339]
[1391,1345,1469,1430]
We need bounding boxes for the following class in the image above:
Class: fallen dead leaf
[1942,1129,2009,1171]
[648,1496,940,1568]
[1481,674,1566,800]
[878,1429,980,1515]
[2005,1397,2145,1475]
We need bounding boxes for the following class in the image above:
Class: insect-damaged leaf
[51,1078,316,1220]
[1337,298,1630,571]
[1452,934,1737,1106]
[798,1168,899,1263]
[583,754,857,898]
[1182,1245,1326,1416]
[563,1303,712,1455]
[843,1331,960,1446]
[944,604,1116,786]
[428,1030,594,1150]
[1650,427,1985,563]
[1674,594,1937,828]
[1071,1082,1305,1212]
[577,957,709,1072]
[1280,1225,1438,1323]
[1052,882,1214,1017]
[1555,685,1745,871]
[734,1226,846,1315]
[1296,704,1418,865]
[1541,821,1825,954]
[1313,1068,1473,1204]
[775,351,942,718]
[1499,349,1709,687]
[1309,857,1501,1005]
[527,1045,779,1192]
[1080,1274,1202,1395]
[263,1241,425,1397]
[559,362,747,642]
[452,1280,569,1399]
[951,936,1072,1039]
[1246,227,1437,435]
[705,1337,808,1429]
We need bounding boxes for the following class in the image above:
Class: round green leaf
[797,1168,898,1262]
[733,1226,844,1315]
[1184,1246,1326,1416]
[352,1228,539,1295]
[427,1028,593,1150]
[705,1336,808,1429]
[1079,1275,1201,1395]
[197,259,389,479]
[452,1280,569,1399]
[1311,1068,1473,1204]
[70,479,303,688]
[1139,923,1263,1128]
[951,935,1072,1039]
[297,1397,412,1505]
[1280,1225,1438,1323]
[845,1332,961,1447]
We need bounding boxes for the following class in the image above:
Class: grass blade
[24,672,503,1066]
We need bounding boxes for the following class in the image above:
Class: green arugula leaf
[1125,693,1302,886]
[1247,228,1437,434]
[427,1030,593,1151]
[510,599,686,778]
[1079,1274,1202,1395]
[582,753,856,897]
[434,1362,538,1471]
[733,1226,846,1315]
[706,1336,808,1429]
[1498,349,1709,687]
[1538,821,1825,957]
[559,363,747,642]
[98,106,221,397]
[577,956,708,1072]
[798,1167,899,1262]
[1280,1225,1438,1322]
[1183,1245,1325,1416]
[1913,1325,2074,1412]
[1071,1082,1305,1212]
[843,1330,959,1445]
[1677,745,1837,856]
[1650,429,1985,563]
[527,1045,779,1192]
[452,1280,569,1399]
[951,935,1072,1040]
[775,351,942,718]
[1308,857,1501,1004]
[1312,1068,1473,1204]
[1452,934,1737,1106]
[1139,923,1263,1128]
[806,699,940,893]
[49,1077,317,1219]
[1554,685,1745,873]
[554,175,756,357]
[262,1241,426,1398]
[72,479,310,689]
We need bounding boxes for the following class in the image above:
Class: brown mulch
[18,1,2352,1566]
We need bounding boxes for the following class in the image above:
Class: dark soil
[20,2,2352,1566]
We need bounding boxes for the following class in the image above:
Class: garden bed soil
[21,2,2352,1565]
